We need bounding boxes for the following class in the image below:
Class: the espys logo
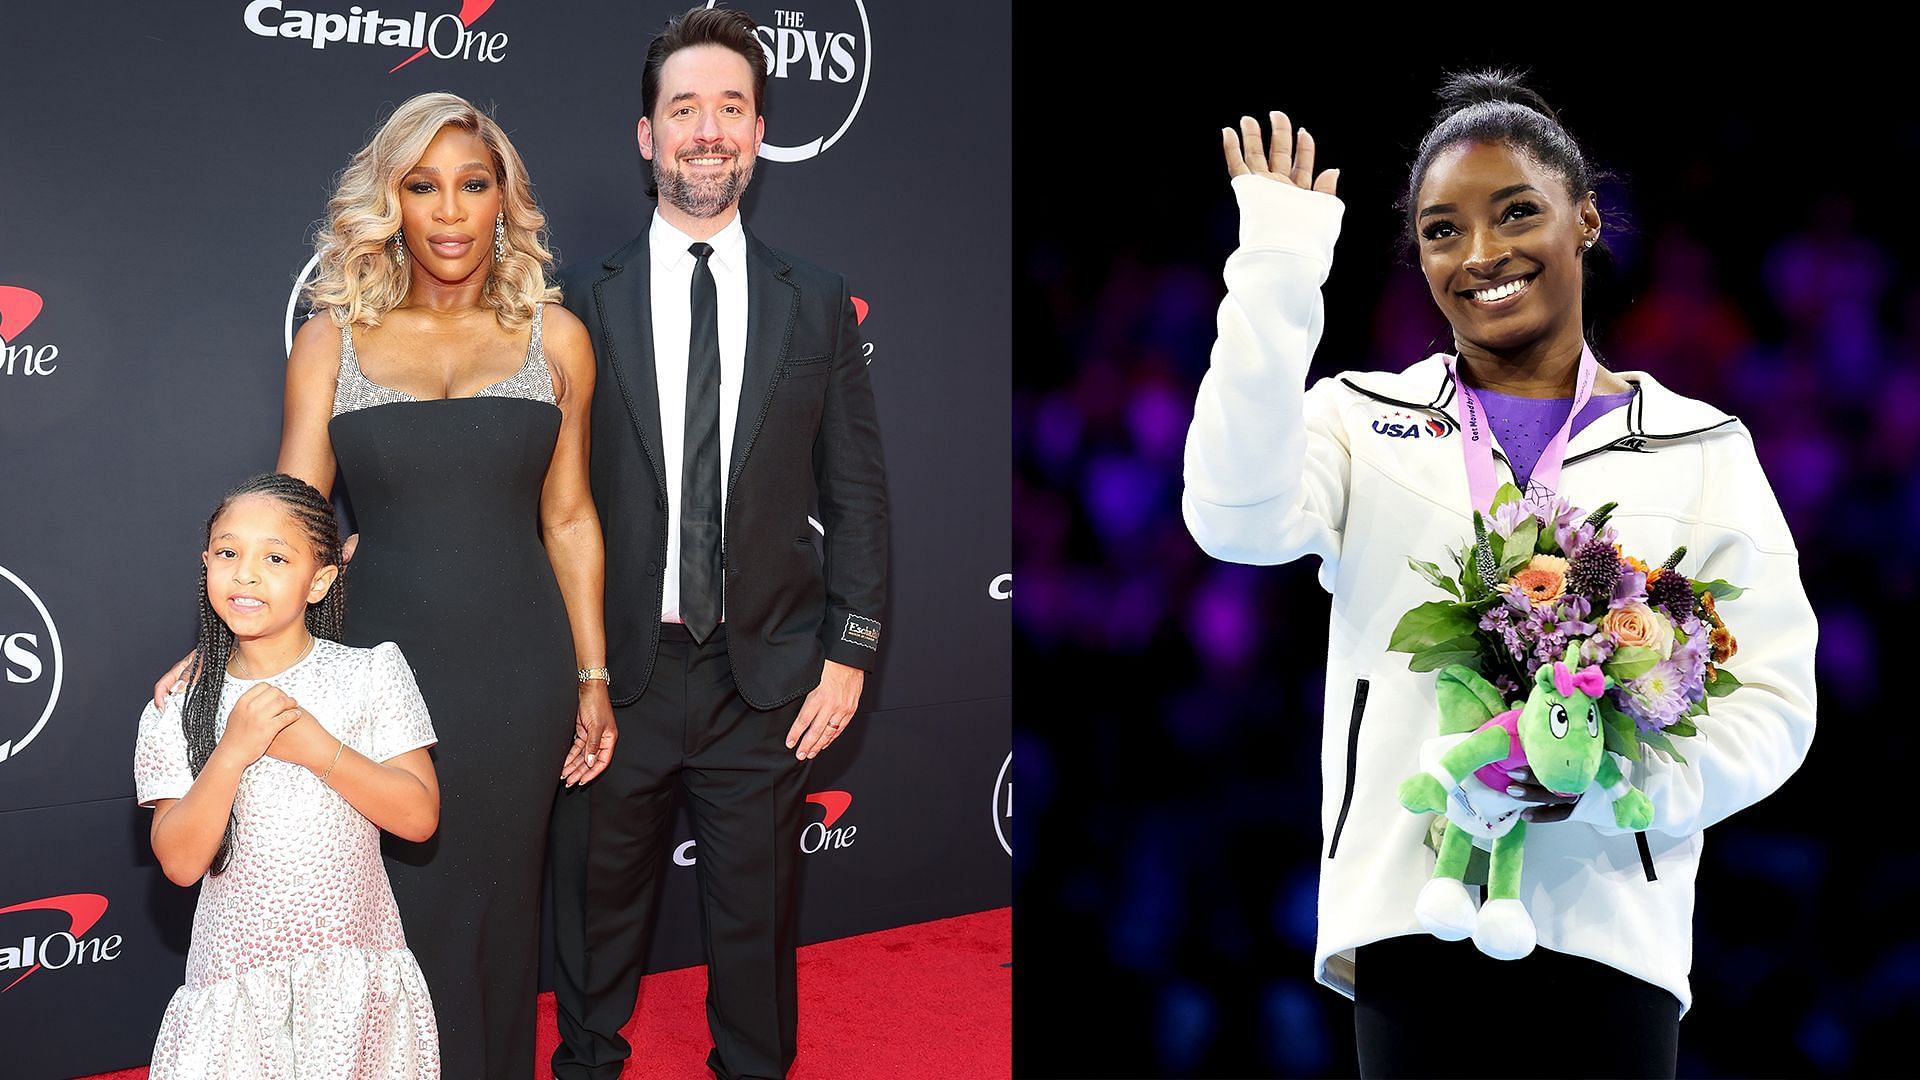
[710,1,870,162]
[0,564,63,767]
[0,894,121,993]
[993,752,1011,856]
[243,1,507,73]
[673,789,857,865]
[0,285,59,377]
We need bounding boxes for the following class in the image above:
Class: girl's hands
[265,711,341,774]
[1223,111,1340,195]
[216,683,304,767]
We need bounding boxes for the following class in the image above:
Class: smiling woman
[149,90,611,1079]
[1183,71,1818,1078]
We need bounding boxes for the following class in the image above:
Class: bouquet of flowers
[1388,483,1743,764]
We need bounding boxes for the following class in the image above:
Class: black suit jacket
[560,225,888,710]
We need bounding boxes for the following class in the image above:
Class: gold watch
[577,666,610,685]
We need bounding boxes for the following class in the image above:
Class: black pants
[1354,935,1680,1079]
[550,623,812,1080]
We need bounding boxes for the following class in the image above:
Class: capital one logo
[243,1,507,72]
[0,285,59,377]
[993,752,1011,856]
[0,564,63,766]
[0,894,122,993]
[673,789,857,865]
[709,1,870,163]
[851,295,874,364]
[988,573,1010,601]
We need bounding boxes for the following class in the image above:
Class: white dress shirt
[651,211,749,624]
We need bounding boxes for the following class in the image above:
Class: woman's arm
[536,303,617,785]
[276,313,342,497]
[1183,114,1353,581]
[1570,430,1818,838]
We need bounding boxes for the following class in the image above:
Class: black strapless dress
[327,310,575,1079]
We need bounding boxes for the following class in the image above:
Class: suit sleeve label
[841,615,881,650]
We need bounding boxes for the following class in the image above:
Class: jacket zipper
[1326,679,1370,859]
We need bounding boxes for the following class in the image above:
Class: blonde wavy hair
[307,92,560,330]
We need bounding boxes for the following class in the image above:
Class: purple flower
[1579,631,1618,667]
[1622,661,1691,730]
[1612,568,1648,607]
[1491,499,1534,540]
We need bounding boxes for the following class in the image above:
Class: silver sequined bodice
[331,304,554,417]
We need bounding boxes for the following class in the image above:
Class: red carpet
[80,907,1009,1080]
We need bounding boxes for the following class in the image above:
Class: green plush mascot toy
[1397,643,1655,959]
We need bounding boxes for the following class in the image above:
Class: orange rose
[1508,555,1568,605]
[1604,601,1674,659]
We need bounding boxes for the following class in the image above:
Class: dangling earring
[494,216,506,260]
[391,231,406,266]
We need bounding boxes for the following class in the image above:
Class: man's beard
[654,144,755,219]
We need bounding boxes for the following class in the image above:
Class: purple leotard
[1476,388,1637,489]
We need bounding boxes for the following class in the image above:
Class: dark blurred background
[1014,20,1920,1078]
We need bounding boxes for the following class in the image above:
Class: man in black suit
[548,8,888,1079]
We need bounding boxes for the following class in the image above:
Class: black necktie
[681,241,722,643]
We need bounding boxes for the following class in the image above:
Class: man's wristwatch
[577,666,610,685]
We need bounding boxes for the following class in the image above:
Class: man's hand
[786,660,864,761]
[563,680,617,787]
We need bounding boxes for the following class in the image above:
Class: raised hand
[1222,111,1340,195]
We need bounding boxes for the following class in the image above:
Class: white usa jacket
[1183,175,1819,1014]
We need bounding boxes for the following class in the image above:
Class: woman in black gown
[163,92,616,1078]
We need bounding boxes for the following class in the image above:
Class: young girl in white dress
[134,473,442,1077]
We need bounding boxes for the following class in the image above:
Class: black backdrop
[0,3,1010,1076]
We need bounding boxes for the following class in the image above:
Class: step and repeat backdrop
[0,3,1009,1075]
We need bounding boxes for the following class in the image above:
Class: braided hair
[181,472,347,874]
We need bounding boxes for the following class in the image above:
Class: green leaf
[1598,698,1640,762]
[1490,483,1524,514]
[1507,517,1540,562]
[1409,635,1484,673]
[1705,668,1742,698]
[1458,545,1485,599]
[1388,602,1479,655]
[1638,727,1688,764]
[1407,558,1462,600]
[1496,550,1532,580]
[1691,579,1745,603]
[1603,646,1660,682]
[1664,716,1699,738]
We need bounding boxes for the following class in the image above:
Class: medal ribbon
[1445,343,1598,511]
